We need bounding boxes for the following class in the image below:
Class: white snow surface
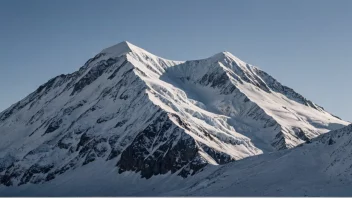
[0,41,349,195]
[1,125,352,196]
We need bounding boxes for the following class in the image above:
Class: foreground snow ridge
[0,41,348,189]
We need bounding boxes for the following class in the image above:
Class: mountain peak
[0,41,348,188]
[209,51,248,68]
[100,41,141,57]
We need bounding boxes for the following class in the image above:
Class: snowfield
[0,41,350,196]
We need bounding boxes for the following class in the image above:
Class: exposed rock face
[0,41,348,186]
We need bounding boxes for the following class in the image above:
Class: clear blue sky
[1,0,351,121]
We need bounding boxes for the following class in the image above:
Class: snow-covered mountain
[0,41,348,187]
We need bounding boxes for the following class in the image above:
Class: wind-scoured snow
[0,41,349,191]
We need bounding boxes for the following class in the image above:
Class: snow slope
[1,124,352,196]
[0,41,348,187]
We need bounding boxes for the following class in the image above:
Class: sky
[0,0,351,121]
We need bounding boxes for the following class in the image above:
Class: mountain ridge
[0,41,348,186]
